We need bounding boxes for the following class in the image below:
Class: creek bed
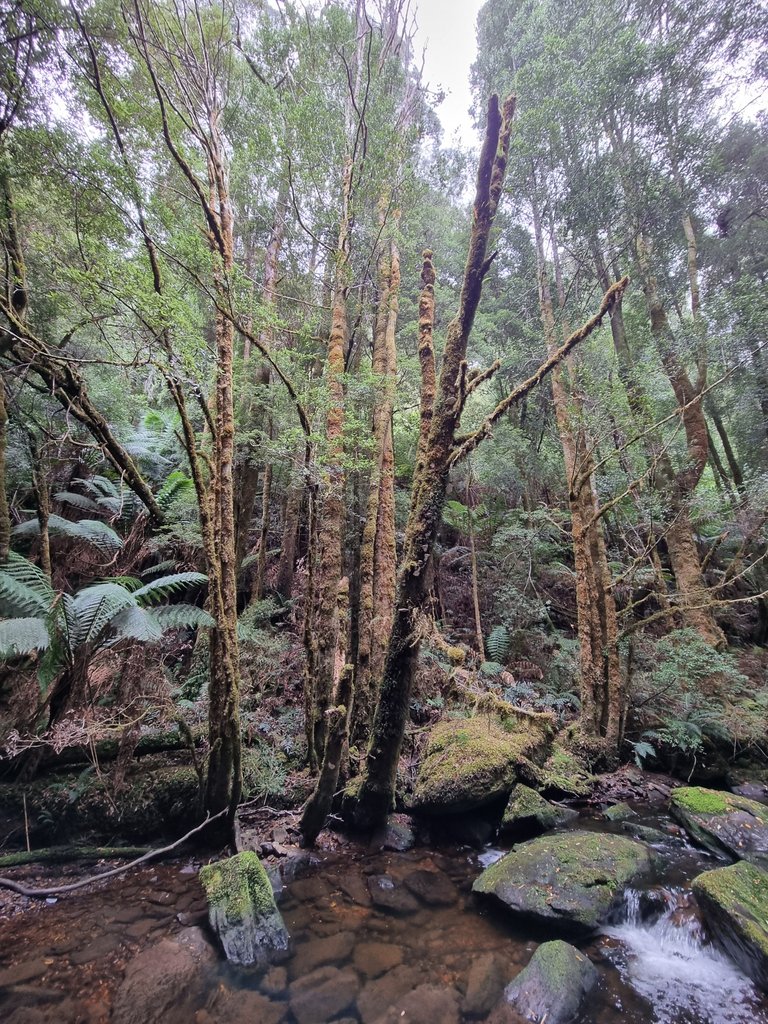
[1,808,767,1024]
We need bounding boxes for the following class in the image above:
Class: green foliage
[485,624,511,663]
[12,514,124,555]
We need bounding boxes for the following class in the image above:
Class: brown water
[1,812,767,1024]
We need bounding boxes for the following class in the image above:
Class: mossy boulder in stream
[692,861,768,991]
[500,784,577,839]
[670,786,768,869]
[539,741,594,798]
[409,715,549,815]
[473,830,654,935]
[199,851,289,967]
[487,940,597,1024]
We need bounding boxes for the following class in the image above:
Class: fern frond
[154,604,215,629]
[54,491,100,512]
[140,559,179,578]
[109,605,164,643]
[157,471,195,508]
[71,583,134,647]
[132,572,207,606]
[0,617,51,658]
[485,624,511,663]
[13,515,124,555]
[0,572,53,617]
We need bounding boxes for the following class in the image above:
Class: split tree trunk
[352,96,516,830]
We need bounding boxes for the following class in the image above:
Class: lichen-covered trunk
[635,233,724,648]
[536,204,623,750]
[275,450,304,599]
[308,154,354,765]
[354,231,399,741]
[353,96,515,830]
[0,381,10,563]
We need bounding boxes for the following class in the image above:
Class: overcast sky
[412,0,485,147]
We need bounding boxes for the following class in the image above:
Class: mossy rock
[490,940,597,1024]
[199,851,290,967]
[500,784,578,839]
[540,742,594,799]
[409,715,550,815]
[692,861,768,991]
[0,762,202,841]
[473,830,654,935]
[670,787,768,869]
[601,802,637,822]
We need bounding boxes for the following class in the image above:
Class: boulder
[670,786,768,869]
[410,715,549,815]
[472,830,654,934]
[112,927,216,1024]
[370,814,416,853]
[488,941,597,1024]
[500,784,577,839]
[288,965,359,1024]
[601,801,637,822]
[539,743,594,799]
[403,868,458,906]
[199,851,290,967]
[692,861,768,991]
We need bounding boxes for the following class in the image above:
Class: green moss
[411,714,549,814]
[672,787,729,815]
[199,851,275,924]
[692,861,768,985]
[541,743,594,798]
[502,784,560,831]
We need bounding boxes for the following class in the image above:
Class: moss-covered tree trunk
[534,201,623,751]
[355,226,399,740]
[352,96,516,829]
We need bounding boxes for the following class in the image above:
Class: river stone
[289,930,355,977]
[112,927,216,1024]
[370,983,461,1024]
[370,814,416,853]
[602,801,637,822]
[462,952,508,1018]
[500,784,578,839]
[410,715,550,814]
[488,941,597,1024]
[199,851,289,967]
[472,830,654,934]
[288,965,359,1024]
[670,787,768,869]
[403,868,458,906]
[692,861,768,990]
[367,874,420,914]
[357,965,425,1023]
[353,941,404,978]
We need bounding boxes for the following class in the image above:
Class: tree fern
[132,572,207,606]
[0,617,51,658]
[0,572,52,617]
[140,559,179,578]
[157,470,195,509]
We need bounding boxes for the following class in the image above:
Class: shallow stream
[1,807,766,1024]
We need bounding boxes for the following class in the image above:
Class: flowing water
[1,809,766,1024]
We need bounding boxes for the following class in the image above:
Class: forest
[0,0,767,1022]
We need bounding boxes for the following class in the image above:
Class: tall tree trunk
[353,96,516,830]
[536,204,623,750]
[635,233,725,647]
[275,451,304,599]
[0,380,10,563]
[354,226,399,741]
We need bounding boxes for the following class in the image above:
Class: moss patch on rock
[497,940,597,1024]
[473,830,654,934]
[200,851,289,967]
[671,787,768,869]
[692,861,768,991]
[540,742,594,799]
[410,715,550,815]
[500,784,576,839]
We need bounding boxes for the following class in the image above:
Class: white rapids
[602,888,766,1024]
